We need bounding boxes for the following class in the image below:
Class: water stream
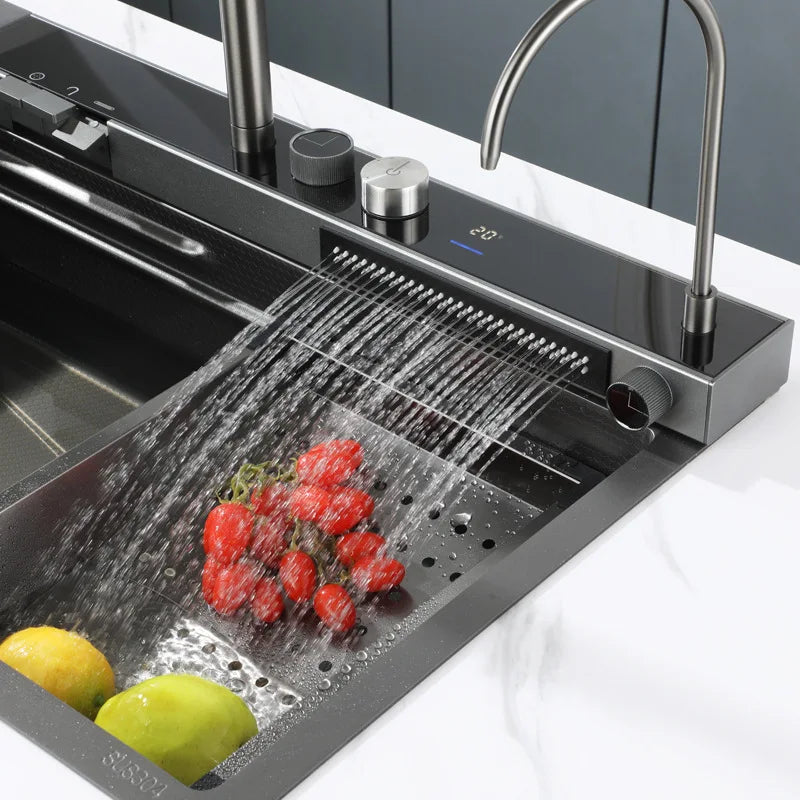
[1,247,586,730]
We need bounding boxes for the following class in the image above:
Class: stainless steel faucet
[218,0,274,158]
[480,0,726,336]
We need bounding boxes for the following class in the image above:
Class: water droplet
[356,650,368,661]
[449,552,457,560]
[393,623,402,632]
[341,664,352,674]
[319,679,332,691]
[229,679,245,693]
[385,633,395,641]
[163,567,176,578]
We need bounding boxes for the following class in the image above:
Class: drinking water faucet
[218,0,275,162]
[480,0,726,336]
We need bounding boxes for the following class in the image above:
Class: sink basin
[0,134,701,800]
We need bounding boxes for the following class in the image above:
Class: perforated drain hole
[177,628,190,638]
[428,508,441,520]
[255,677,270,687]
[422,557,436,568]
[163,567,176,578]
[451,513,471,534]
[356,625,368,636]
[449,572,462,582]
[401,495,413,505]
[281,694,296,706]
[482,539,496,550]
[386,588,403,604]
[202,643,216,654]
[319,660,333,672]
[396,541,408,552]
[374,479,388,491]
[228,660,242,671]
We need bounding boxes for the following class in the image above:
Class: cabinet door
[653,0,800,263]
[125,0,170,18]
[170,0,391,106]
[392,0,667,205]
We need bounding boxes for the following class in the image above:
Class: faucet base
[231,121,275,155]
[682,284,718,334]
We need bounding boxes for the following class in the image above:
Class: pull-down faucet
[218,0,275,167]
[480,0,726,336]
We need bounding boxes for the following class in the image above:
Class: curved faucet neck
[481,0,726,335]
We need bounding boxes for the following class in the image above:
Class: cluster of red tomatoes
[201,439,406,632]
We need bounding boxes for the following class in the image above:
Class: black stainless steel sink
[0,130,701,799]
[0,4,789,796]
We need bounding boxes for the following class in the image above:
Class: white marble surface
[3,2,800,799]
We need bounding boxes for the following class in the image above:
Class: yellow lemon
[0,626,115,720]
[95,674,258,786]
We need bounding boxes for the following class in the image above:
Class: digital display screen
[469,225,503,242]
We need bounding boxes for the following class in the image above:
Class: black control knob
[289,128,354,186]
[606,366,673,431]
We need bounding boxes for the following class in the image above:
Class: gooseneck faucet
[480,0,726,336]
[218,0,275,160]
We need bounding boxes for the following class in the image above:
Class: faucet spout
[219,0,275,158]
[481,0,726,335]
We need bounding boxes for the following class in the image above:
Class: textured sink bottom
[0,388,567,786]
[0,322,138,493]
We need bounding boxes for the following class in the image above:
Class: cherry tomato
[335,531,386,567]
[319,487,375,535]
[251,482,292,516]
[203,503,254,565]
[335,439,364,466]
[313,584,357,632]
[251,578,284,624]
[279,551,317,603]
[201,558,222,605]
[209,560,261,615]
[351,557,406,592]
[289,485,331,524]
[250,511,290,567]
[296,439,363,487]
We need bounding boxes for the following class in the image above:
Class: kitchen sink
[0,5,790,791]
[0,131,704,799]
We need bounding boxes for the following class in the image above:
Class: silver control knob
[606,366,673,431]
[361,156,429,219]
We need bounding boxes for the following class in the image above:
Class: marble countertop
[3,2,800,799]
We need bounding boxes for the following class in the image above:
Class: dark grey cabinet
[125,0,170,17]
[170,0,391,106]
[653,0,800,263]
[391,0,667,205]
